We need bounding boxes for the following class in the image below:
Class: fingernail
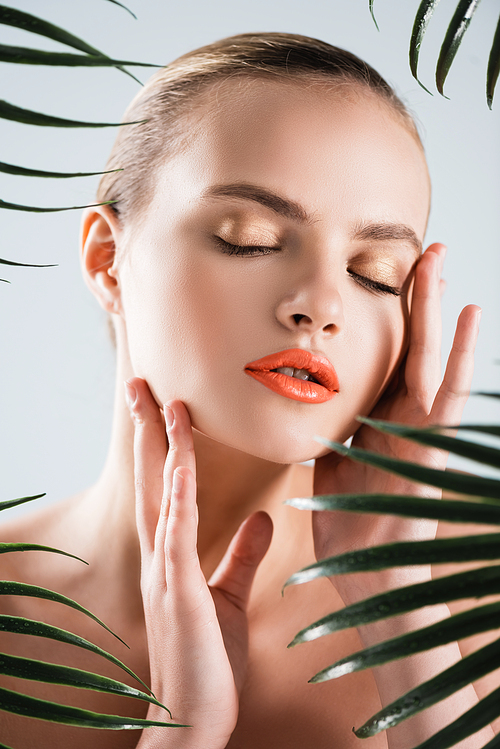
[124,380,137,412]
[164,404,174,431]
[173,468,183,494]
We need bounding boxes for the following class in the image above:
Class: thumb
[208,511,273,611]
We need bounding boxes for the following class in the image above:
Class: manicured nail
[164,404,174,430]
[173,468,183,494]
[124,380,137,412]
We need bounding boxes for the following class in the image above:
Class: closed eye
[214,237,280,256]
[348,270,401,296]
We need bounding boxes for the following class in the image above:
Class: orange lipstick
[244,348,339,403]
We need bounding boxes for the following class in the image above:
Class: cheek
[345,296,408,404]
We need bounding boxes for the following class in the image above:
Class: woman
[0,33,493,748]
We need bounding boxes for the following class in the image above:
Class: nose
[275,270,344,337]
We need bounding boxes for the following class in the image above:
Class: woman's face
[116,79,431,463]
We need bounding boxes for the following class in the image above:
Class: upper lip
[244,348,339,392]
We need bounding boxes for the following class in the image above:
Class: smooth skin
[0,79,494,749]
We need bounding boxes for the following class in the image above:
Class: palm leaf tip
[105,0,137,19]
[368,0,379,31]
[409,0,440,94]
[435,0,482,97]
[487,13,500,109]
[0,685,184,729]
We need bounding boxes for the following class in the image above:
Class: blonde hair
[97,32,420,222]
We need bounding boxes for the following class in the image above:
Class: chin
[195,419,337,465]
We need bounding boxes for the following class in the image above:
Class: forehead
[152,78,430,240]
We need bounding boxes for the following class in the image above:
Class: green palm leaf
[0,45,158,68]
[368,0,379,32]
[0,258,55,267]
[0,160,121,179]
[357,417,500,469]
[0,686,183,728]
[454,424,500,437]
[0,198,115,213]
[0,542,86,564]
[0,99,144,128]
[409,0,440,93]
[0,4,141,82]
[486,11,500,109]
[436,0,482,96]
[0,615,150,694]
[310,601,500,682]
[293,394,500,744]
[0,581,127,647]
[355,641,500,739]
[0,5,125,56]
[286,494,500,524]
[316,437,500,499]
[286,533,500,587]
[104,0,137,19]
[289,565,500,645]
[0,652,167,711]
[0,494,45,512]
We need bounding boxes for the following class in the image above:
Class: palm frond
[0,580,128,646]
[0,494,46,511]
[290,403,500,745]
[315,437,500,499]
[355,648,500,740]
[0,198,115,213]
[436,0,482,96]
[0,4,142,83]
[486,14,500,109]
[310,602,500,682]
[0,686,182,729]
[0,542,86,563]
[0,99,144,128]
[0,614,149,693]
[0,44,158,68]
[0,652,168,711]
[104,0,137,19]
[286,494,500,524]
[0,160,122,179]
[409,0,441,93]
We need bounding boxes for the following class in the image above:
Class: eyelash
[348,270,401,297]
[214,237,279,256]
[215,238,401,297]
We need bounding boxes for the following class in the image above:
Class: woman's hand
[312,243,481,598]
[125,378,272,749]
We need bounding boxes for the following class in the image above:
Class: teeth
[293,368,310,381]
[274,367,311,381]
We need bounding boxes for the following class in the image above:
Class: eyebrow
[203,182,422,255]
[202,183,311,224]
[352,222,422,256]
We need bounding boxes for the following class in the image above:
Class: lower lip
[244,370,336,403]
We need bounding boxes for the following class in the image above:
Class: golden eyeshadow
[215,216,281,247]
[347,257,406,287]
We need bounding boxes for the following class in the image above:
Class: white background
[1,0,499,517]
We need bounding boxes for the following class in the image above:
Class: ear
[80,205,123,316]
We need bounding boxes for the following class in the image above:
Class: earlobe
[80,205,123,315]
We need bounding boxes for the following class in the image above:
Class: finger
[430,304,481,426]
[161,399,196,529]
[163,466,201,582]
[125,377,166,560]
[405,243,445,407]
[208,511,273,611]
